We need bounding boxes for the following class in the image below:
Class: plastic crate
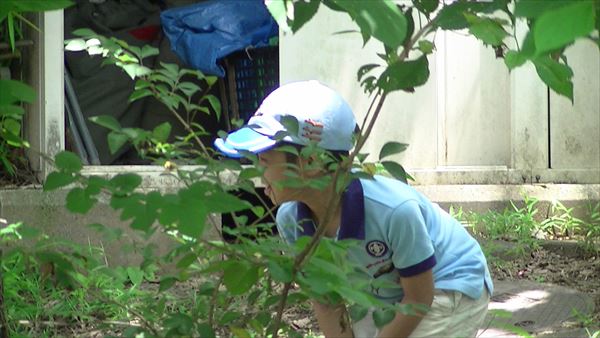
[227,46,279,122]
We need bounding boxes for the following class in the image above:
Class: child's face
[257,148,300,205]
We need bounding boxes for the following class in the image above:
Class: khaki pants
[353,289,490,338]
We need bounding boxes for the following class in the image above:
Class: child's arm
[312,300,354,337]
[377,269,434,338]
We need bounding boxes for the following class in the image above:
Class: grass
[452,196,600,257]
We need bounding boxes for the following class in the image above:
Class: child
[215,80,493,337]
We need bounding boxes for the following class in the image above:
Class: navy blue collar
[296,179,365,240]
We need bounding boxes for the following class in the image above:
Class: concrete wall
[0,185,221,266]
[279,6,600,185]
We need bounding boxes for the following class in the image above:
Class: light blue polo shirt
[276,175,493,303]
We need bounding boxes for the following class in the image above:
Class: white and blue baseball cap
[214,80,357,158]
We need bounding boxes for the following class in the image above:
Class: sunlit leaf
[377,55,430,93]
[64,38,87,51]
[533,1,595,55]
[504,50,528,70]
[468,17,508,46]
[331,0,407,48]
[533,56,574,102]
[417,40,435,54]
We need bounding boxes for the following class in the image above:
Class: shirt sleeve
[275,202,298,244]
[387,200,436,277]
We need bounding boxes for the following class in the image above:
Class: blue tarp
[160,0,278,77]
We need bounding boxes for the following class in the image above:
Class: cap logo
[302,119,323,142]
[366,240,388,257]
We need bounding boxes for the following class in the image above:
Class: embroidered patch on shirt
[366,240,388,257]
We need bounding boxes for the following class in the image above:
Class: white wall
[280,5,600,184]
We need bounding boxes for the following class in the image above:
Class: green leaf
[417,40,435,54]
[223,262,259,295]
[468,17,508,46]
[332,0,407,48]
[377,55,430,93]
[122,64,151,79]
[107,132,128,154]
[44,172,75,191]
[205,76,217,86]
[514,0,572,18]
[197,324,216,338]
[230,327,252,338]
[134,80,152,90]
[176,253,197,269]
[349,304,369,322]
[7,0,73,12]
[413,0,439,16]
[71,28,96,37]
[0,127,23,147]
[129,88,152,102]
[219,311,242,326]
[165,313,193,334]
[66,187,95,213]
[178,81,201,98]
[152,122,171,143]
[140,45,159,59]
[0,79,36,105]
[290,0,320,33]
[206,94,222,119]
[89,115,121,132]
[434,2,470,30]
[379,142,409,160]
[110,173,142,193]
[127,267,144,285]
[381,161,411,183]
[7,13,15,52]
[533,1,595,55]
[159,276,178,292]
[55,151,82,173]
[203,191,251,213]
[160,62,180,78]
[0,104,24,118]
[239,167,262,180]
[251,206,265,218]
[267,260,293,283]
[357,64,380,82]
[533,56,574,102]
[373,308,396,328]
[279,115,300,136]
[504,50,528,70]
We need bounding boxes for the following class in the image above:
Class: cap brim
[214,127,278,158]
